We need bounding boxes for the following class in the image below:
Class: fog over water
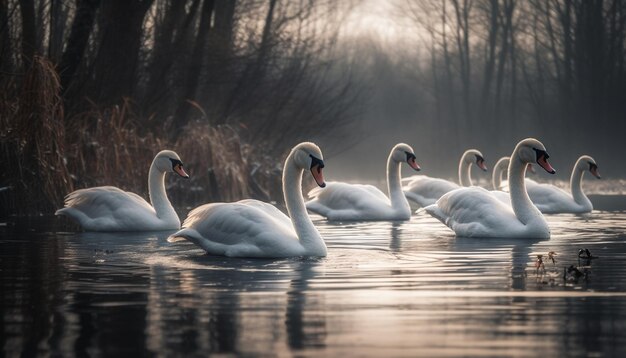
[318,0,625,184]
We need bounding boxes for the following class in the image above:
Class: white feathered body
[527,183,592,213]
[306,182,409,221]
[403,176,459,207]
[55,186,180,231]
[425,187,550,239]
[171,200,311,258]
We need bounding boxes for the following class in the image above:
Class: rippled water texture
[2,204,626,356]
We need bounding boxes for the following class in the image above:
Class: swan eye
[169,158,184,170]
[532,148,549,160]
[309,154,324,169]
[405,151,416,161]
[474,154,484,164]
[589,163,597,171]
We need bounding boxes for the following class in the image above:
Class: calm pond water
[2,199,626,356]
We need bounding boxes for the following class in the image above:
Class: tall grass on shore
[1,56,72,215]
[0,57,282,218]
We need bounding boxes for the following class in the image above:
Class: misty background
[1,0,625,215]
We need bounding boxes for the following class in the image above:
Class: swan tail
[167,228,199,244]
[55,207,90,228]
[424,204,448,225]
[305,200,329,217]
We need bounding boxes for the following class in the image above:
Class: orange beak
[590,167,601,179]
[311,165,326,187]
[537,155,556,174]
[477,159,488,171]
[174,164,190,178]
[407,157,421,171]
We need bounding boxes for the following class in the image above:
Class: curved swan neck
[570,159,589,206]
[458,153,473,187]
[492,158,508,190]
[148,162,178,222]
[283,153,326,253]
[508,154,541,225]
[387,153,410,213]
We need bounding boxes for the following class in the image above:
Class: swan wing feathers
[403,176,459,206]
[58,186,155,216]
[490,190,512,206]
[404,176,459,197]
[176,201,301,257]
[55,186,162,231]
[425,187,520,237]
[527,183,573,209]
[307,182,390,211]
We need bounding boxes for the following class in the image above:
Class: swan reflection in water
[144,253,327,354]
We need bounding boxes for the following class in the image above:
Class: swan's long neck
[458,154,473,187]
[570,160,590,206]
[148,162,178,223]
[508,154,541,225]
[387,154,410,213]
[283,154,326,254]
[492,159,508,190]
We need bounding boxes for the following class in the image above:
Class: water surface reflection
[1,208,626,356]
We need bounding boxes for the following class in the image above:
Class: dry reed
[1,56,72,215]
[0,57,285,217]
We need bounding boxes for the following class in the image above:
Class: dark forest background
[1,0,625,216]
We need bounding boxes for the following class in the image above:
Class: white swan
[424,138,556,238]
[490,157,536,205]
[56,150,189,231]
[305,143,420,221]
[168,142,328,258]
[490,156,513,205]
[526,155,600,213]
[492,157,511,190]
[403,149,487,207]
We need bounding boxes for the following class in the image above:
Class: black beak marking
[310,154,324,171]
[532,148,549,161]
[405,151,416,162]
[169,158,184,170]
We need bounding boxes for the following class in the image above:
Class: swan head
[578,155,601,179]
[463,149,488,171]
[515,138,556,174]
[391,143,421,171]
[292,142,326,187]
[154,150,190,178]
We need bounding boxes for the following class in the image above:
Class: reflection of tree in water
[145,257,326,354]
[285,262,327,350]
[0,227,68,356]
[145,265,239,354]
[71,232,155,356]
[388,222,402,252]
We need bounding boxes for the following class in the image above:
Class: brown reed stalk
[1,59,285,216]
[0,56,72,215]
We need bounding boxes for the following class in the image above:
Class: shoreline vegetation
[0,1,361,217]
[2,0,626,216]
[0,56,290,217]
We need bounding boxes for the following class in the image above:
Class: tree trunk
[90,0,153,105]
[48,0,68,63]
[173,0,215,129]
[479,0,499,120]
[19,0,37,68]
[494,0,514,118]
[0,0,13,72]
[59,0,100,96]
